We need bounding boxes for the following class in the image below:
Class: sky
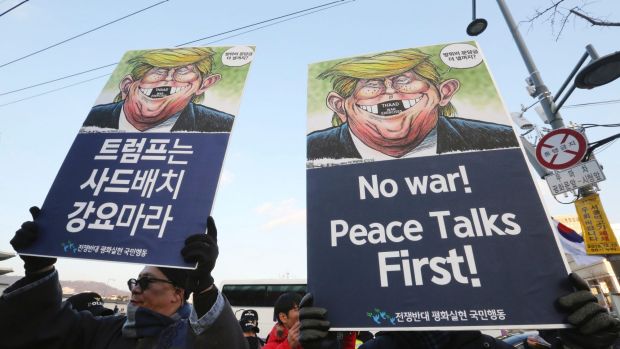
[0,0,619,292]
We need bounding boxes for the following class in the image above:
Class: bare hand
[287,321,301,349]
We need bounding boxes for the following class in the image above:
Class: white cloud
[255,198,306,231]
[219,169,234,186]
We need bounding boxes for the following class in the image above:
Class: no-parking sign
[535,128,588,170]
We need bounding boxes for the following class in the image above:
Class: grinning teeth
[358,96,424,115]
[142,88,152,96]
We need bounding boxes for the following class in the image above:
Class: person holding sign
[297,288,620,349]
[82,47,234,133]
[307,48,518,161]
[0,207,247,349]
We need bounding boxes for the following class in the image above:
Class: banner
[306,42,572,330]
[18,46,254,268]
[575,193,620,255]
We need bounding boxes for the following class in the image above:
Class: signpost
[544,160,606,195]
[535,128,588,171]
[306,42,572,330]
[17,46,255,268]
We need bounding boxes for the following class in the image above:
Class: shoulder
[193,293,248,349]
[83,102,122,128]
[438,116,519,151]
[307,124,359,160]
[191,104,235,132]
[442,116,512,132]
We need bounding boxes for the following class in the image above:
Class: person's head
[319,48,460,157]
[66,291,114,316]
[239,309,260,336]
[117,47,222,130]
[127,266,189,317]
[274,292,302,329]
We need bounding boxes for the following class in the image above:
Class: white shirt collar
[119,107,180,133]
[349,126,438,160]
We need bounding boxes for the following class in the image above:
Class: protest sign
[18,46,254,268]
[306,42,572,330]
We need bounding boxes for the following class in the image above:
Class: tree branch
[570,9,620,26]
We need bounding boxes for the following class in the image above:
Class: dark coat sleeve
[0,270,114,349]
[193,288,249,349]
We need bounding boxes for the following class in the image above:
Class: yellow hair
[318,48,456,126]
[114,47,216,103]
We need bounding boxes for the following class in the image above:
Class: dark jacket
[0,270,248,349]
[82,101,234,132]
[306,116,519,160]
[359,331,514,349]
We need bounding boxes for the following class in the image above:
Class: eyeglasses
[127,277,176,291]
[142,66,200,83]
[355,73,426,99]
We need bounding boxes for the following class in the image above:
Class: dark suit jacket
[306,116,519,160]
[82,101,234,132]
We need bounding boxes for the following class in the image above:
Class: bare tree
[523,0,619,40]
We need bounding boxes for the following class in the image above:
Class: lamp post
[467,0,620,290]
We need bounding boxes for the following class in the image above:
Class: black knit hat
[158,267,190,300]
[239,309,260,333]
[66,292,114,316]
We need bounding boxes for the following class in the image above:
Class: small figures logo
[62,240,77,254]
[367,308,396,325]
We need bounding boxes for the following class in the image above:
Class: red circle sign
[535,128,588,170]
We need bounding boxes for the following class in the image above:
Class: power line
[0,0,28,18]
[0,0,169,69]
[0,1,354,107]
[0,63,117,97]
[175,0,346,47]
[0,0,353,101]
[562,98,620,109]
[0,73,112,107]
[183,1,352,46]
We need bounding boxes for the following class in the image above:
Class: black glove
[9,207,57,275]
[181,216,218,293]
[557,273,620,349]
[299,293,331,349]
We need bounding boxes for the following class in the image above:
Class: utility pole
[492,0,620,287]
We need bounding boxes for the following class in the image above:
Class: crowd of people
[1,207,620,348]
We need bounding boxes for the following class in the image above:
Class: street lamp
[466,0,487,36]
[466,0,620,285]
[575,50,620,89]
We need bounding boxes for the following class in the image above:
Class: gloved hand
[299,293,331,349]
[181,216,218,293]
[557,273,620,349]
[9,206,57,275]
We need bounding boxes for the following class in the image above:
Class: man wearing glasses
[0,208,247,349]
[307,48,519,162]
[81,47,234,133]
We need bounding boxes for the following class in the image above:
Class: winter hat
[66,292,115,316]
[239,309,260,333]
[158,267,190,300]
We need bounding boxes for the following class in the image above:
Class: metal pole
[472,0,476,21]
[495,0,565,129]
[495,1,620,293]
[586,44,600,59]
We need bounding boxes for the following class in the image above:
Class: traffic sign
[535,128,588,170]
[545,159,606,195]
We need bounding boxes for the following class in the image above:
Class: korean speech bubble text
[222,46,254,67]
[440,43,482,69]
